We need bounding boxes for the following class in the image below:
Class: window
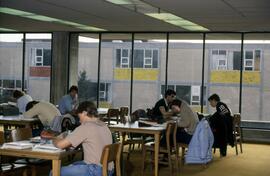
[244,50,261,71]
[212,50,227,70]
[116,49,158,68]
[191,86,200,105]
[33,48,51,66]
[99,83,111,101]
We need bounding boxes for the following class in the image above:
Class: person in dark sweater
[151,89,176,122]
[208,93,234,157]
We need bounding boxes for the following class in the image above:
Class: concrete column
[50,32,70,104]
[69,34,79,87]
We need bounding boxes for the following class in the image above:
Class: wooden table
[0,115,40,129]
[109,121,166,176]
[0,147,78,176]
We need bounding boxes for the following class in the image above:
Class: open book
[32,143,64,153]
[2,141,34,149]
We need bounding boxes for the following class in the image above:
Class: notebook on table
[1,141,34,149]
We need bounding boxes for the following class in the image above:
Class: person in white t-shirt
[13,90,33,113]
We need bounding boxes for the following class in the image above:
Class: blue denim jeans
[49,161,114,176]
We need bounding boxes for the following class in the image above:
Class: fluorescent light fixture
[105,0,209,31]
[106,0,133,5]
[0,7,106,31]
[0,27,17,31]
[146,13,181,21]
[79,36,99,43]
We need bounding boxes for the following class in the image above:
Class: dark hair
[69,85,78,93]
[171,99,182,107]
[76,101,98,117]
[13,90,24,99]
[165,89,176,98]
[208,94,220,102]
[25,101,39,111]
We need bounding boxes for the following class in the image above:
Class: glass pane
[243,33,270,121]
[25,33,52,101]
[36,49,42,56]
[134,49,144,68]
[76,33,99,103]
[205,33,241,114]
[0,34,23,103]
[145,50,152,57]
[245,51,253,59]
[16,80,22,88]
[122,49,128,57]
[133,33,166,111]
[169,33,204,112]
[100,34,131,108]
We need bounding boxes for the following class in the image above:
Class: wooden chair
[105,108,120,125]
[0,131,28,176]
[11,128,51,176]
[142,122,179,176]
[233,113,243,155]
[123,113,145,160]
[100,143,121,176]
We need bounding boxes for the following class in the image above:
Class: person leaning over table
[160,99,199,146]
[24,101,61,127]
[13,90,33,113]
[51,101,113,176]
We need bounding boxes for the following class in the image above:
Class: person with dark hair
[52,101,113,176]
[13,90,32,113]
[151,89,176,122]
[170,99,199,144]
[23,101,61,128]
[208,93,234,157]
[58,85,79,115]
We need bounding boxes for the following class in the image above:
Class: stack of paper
[33,143,64,153]
[2,141,34,149]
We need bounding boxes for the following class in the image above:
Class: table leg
[52,159,61,176]
[154,133,160,176]
[120,132,126,176]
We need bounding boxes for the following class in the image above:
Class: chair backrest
[119,107,129,117]
[11,128,32,142]
[0,131,4,145]
[233,113,241,135]
[107,108,120,125]
[100,143,121,176]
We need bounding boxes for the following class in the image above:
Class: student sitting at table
[13,90,33,113]
[58,85,78,115]
[151,89,176,123]
[51,101,113,176]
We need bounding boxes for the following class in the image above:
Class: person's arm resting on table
[159,106,173,119]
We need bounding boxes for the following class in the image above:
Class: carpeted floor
[123,143,270,176]
[35,143,270,176]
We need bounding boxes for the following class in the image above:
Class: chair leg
[31,166,37,176]
[141,146,146,176]
[240,139,243,153]
[181,147,185,163]
[175,147,180,173]
[168,152,173,176]
[23,168,28,176]
[213,148,216,153]
[235,142,238,155]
